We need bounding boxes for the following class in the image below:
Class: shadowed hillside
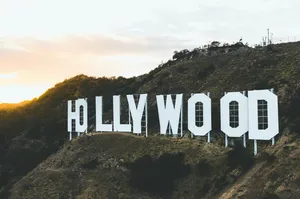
[8,133,242,199]
[1,41,300,198]
[9,132,300,199]
[0,101,31,110]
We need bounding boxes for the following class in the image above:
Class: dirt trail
[217,161,267,199]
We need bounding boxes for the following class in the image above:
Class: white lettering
[220,92,248,137]
[95,96,113,132]
[113,95,131,132]
[156,94,183,135]
[248,90,279,140]
[67,98,88,133]
[188,93,212,136]
[127,94,147,134]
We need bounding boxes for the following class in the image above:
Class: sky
[0,0,300,103]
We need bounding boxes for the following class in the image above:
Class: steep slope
[0,75,138,197]
[9,132,300,198]
[1,41,300,198]
[216,132,300,199]
[8,133,242,199]
[217,161,267,199]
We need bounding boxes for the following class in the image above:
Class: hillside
[1,41,300,198]
[9,132,300,199]
[9,133,232,199]
[0,101,31,110]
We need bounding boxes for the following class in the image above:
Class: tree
[210,41,221,48]
[172,49,190,60]
[172,51,179,60]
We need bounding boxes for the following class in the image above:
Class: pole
[85,98,88,135]
[181,94,183,137]
[191,93,194,139]
[224,92,228,147]
[207,92,211,143]
[101,101,103,133]
[254,139,257,155]
[271,33,273,44]
[243,91,246,148]
[270,88,275,145]
[267,28,270,45]
[145,96,148,137]
[128,107,131,133]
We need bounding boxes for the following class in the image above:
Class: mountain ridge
[1,41,300,198]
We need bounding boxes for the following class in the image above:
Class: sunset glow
[0,84,51,103]
[0,0,300,103]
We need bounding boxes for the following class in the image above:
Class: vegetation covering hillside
[9,132,300,199]
[1,41,300,198]
[0,101,31,110]
[8,133,253,199]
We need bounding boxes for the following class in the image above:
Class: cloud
[0,34,191,86]
[119,0,300,45]
[3,34,190,57]
[0,0,300,89]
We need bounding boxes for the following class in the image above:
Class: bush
[126,153,190,196]
[227,140,254,171]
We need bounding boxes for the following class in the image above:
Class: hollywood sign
[67,89,279,155]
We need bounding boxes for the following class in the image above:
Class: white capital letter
[156,94,183,135]
[188,93,212,136]
[95,96,113,132]
[113,95,131,132]
[127,94,147,134]
[220,92,248,137]
[248,89,279,140]
[67,98,88,133]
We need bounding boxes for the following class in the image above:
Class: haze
[0,0,299,103]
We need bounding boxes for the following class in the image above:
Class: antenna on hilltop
[270,33,273,44]
[267,28,270,45]
[262,37,267,46]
